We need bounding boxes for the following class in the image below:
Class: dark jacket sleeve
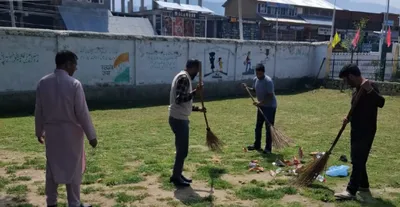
[369,82,385,108]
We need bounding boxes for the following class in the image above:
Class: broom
[198,62,223,152]
[293,88,365,187]
[244,86,293,149]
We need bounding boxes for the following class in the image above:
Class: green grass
[1,89,400,206]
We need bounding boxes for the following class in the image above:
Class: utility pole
[238,0,243,40]
[9,0,16,27]
[379,0,390,81]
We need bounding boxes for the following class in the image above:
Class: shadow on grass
[173,186,214,206]
[0,195,33,207]
[0,88,317,118]
[258,152,284,164]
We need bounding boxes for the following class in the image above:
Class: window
[99,0,104,4]
[87,0,91,2]
[260,4,266,13]
[267,7,271,14]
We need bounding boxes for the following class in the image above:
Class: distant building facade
[223,0,338,41]
[333,10,399,52]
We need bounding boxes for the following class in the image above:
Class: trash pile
[269,147,305,178]
[245,146,350,182]
[248,160,264,173]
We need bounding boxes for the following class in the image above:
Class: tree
[340,18,369,52]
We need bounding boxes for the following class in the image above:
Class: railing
[328,58,398,81]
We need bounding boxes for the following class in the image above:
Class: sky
[113,0,400,14]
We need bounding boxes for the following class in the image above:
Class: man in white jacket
[168,59,206,187]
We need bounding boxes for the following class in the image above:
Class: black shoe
[170,177,190,187]
[181,175,192,183]
[263,149,271,154]
[247,145,262,151]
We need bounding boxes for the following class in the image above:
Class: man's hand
[89,139,98,148]
[253,101,262,107]
[37,136,44,144]
[196,82,204,91]
[343,117,349,125]
[199,107,207,113]
[361,79,373,92]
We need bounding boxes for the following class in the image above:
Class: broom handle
[198,62,210,129]
[244,86,273,126]
[327,88,364,153]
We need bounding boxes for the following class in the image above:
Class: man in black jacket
[334,63,385,200]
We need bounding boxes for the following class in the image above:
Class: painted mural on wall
[0,35,56,91]
[59,37,133,85]
[136,40,187,84]
[189,44,235,81]
[236,45,274,80]
[100,52,130,83]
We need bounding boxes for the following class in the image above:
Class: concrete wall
[0,27,328,113]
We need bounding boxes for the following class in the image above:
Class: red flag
[352,29,360,48]
[387,27,392,47]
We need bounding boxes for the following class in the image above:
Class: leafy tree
[340,18,369,52]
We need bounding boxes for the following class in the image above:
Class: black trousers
[346,129,376,195]
[169,116,189,179]
[254,107,276,151]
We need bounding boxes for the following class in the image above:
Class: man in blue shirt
[242,63,277,154]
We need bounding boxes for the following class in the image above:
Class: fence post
[325,44,333,79]
[380,43,387,81]
[392,43,399,80]
[331,59,335,79]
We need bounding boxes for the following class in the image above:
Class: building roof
[261,15,333,26]
[223,0,342,10]
[154,1,214,14]
[300,16,332,26]
[261,16,307,24]
[58,6,154,35]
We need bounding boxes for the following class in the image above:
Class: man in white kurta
[35,50,97,207]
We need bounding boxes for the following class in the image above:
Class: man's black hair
[186,59,201,69]
[339,63,361,78]
[55,50,78,67]
[255,63,265,72]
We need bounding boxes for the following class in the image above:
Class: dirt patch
[15,169,45,183]
[279,194,335,207]
[222,172,275,185]
[0,150,37,164]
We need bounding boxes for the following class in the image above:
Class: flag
[352,29,360,48]
[331,32,341,48]
[387,27,392,47]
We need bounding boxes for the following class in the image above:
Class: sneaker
[247,145,262,151]
[334,190,356,200]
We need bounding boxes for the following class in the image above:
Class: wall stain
[0,52,39,65]
[141,50,182,71]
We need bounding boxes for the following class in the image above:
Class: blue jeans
[254,107,276,151]
[169,116,189,179]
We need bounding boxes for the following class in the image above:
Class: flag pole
[238,0,243,40]
[329,0,337,42]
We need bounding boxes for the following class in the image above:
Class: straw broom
[198,62,223,152]
[293,88,364,187]
[244,86,293,149]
